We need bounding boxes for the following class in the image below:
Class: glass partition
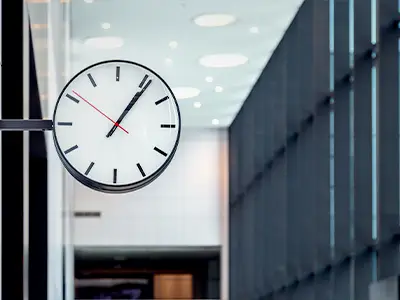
[26,1,73,299]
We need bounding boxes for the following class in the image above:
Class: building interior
[1,0,400,299]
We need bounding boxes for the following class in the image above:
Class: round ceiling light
[101,22,111,30]
[169,41,178,49]
[249,26,259,34]
[172,87,200,100]
[165,58,173,66]
[215,86,224,93]
[205,76,213,83]
[194,14,236,27]
[212,119,220,125]
[84,36,124,49]
[199,53,248,68]
[193,101,202,108]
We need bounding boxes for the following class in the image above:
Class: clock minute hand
[106,79,152,138]
[105,92,140,137]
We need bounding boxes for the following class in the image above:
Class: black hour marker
[57,122,73,126]
[155,96,169,105]
[143,79,152,90]
[85,162,95,175]
[136,163,146,177]
[64,145,78,154]
[116,66,120,81]
[160,124,176,128]
[66,93,79,103]
[139,75,149,88]
[113,169,117,184]
[154,147,167,157]
[87,73,97,87]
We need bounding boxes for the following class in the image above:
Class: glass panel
[27,1,72,299]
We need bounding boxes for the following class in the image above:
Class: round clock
[52,60,181,193]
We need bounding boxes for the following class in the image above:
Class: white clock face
[53,60,181,192]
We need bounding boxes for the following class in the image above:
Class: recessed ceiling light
[101,22,111,30]
[249,26,259,34]
[84,36,124,49]
[215,86,223,93]
[31,24,48,30]
[212,119,220,125]
[172,87,200,100]
[169,41,178,49]
[193,101,202,108]
[165,58,173,66]
[199,54,248,68]
[194,14,236,27]
[84,0,93,3]
[205,76,213,83]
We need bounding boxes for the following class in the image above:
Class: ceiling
[27,0,303,127]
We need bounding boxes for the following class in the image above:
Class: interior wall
[73,128,227,247]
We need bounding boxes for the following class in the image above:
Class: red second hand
[72,90,129,134]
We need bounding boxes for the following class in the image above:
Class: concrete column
[63,4,75,298]
[220,129,229,300]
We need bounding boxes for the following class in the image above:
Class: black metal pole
[1,0,24,298]
[0,119,53,131]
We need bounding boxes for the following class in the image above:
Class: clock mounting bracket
[0,119,54,131]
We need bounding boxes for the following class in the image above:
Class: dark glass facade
[228,0,400,299]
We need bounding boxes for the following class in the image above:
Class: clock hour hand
[106,79,152,138]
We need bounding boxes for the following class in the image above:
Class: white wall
[73,128,227,247]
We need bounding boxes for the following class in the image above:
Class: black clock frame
[52,59,182,194]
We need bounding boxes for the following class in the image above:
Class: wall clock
[50,60,181,193]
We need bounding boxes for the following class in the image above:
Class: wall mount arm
[0,119,53,131]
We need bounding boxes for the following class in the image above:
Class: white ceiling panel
[28,0,303,127]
